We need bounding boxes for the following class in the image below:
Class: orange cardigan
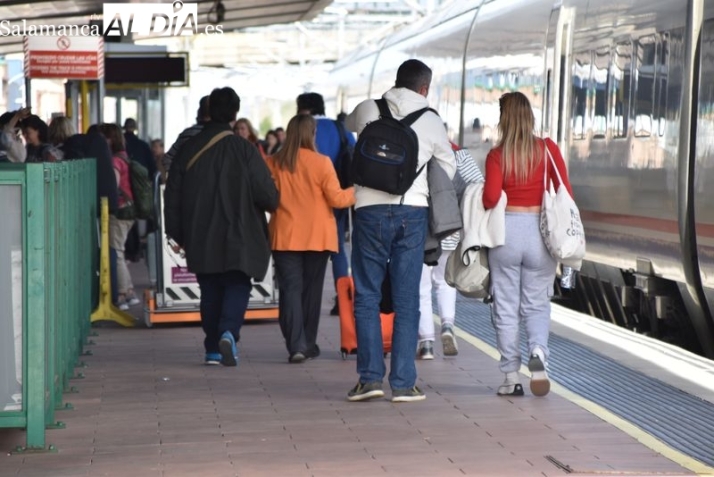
[267,148,355,252]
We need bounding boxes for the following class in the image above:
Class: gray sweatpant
[488,212,557,373]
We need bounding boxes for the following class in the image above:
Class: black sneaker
[305,345,320,360]
[391,386,426,403]
[347,382,384,402]
[330,299,339,316]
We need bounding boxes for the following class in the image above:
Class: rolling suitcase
[337,275,394,359]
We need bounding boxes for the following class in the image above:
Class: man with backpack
[344,59,456,402]
[297,92,355,317]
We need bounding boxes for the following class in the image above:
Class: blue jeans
[196,271,253,354]
[352,204,428,390]
[331,208,349,285]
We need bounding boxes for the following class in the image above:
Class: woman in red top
[483,92,573,397]
[100,123,139,311]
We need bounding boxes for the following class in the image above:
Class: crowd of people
[0,57,574,403]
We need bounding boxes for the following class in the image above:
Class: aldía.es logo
[103,1,223,37]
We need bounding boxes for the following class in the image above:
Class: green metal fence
[0,160,97,451]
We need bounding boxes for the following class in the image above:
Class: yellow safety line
[90,197,135,327]
[443,318,714,476]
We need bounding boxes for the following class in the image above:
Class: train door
[543,5,574,147]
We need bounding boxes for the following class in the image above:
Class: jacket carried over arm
[345,87,456,209]
[163,122,279,280]
[267,148,355,252]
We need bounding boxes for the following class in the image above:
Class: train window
[655,34,669,137]
[612,41,633,138]
[634,36,656,137]
[571,51,591,140]
[593,47,609,139]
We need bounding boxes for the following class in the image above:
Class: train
[326,0,714,358]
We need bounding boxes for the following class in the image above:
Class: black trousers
[273,251,330,355]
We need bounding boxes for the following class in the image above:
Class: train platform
[1,263,713,477]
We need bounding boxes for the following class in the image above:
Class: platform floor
[0,263,702,477]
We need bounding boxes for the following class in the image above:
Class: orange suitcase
[337,276,394,359]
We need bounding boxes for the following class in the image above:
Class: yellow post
[90,197,135,327]
[80,80,89,134]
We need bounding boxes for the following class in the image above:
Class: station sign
[24,36,104,80]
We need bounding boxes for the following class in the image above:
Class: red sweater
[483,138,573,209]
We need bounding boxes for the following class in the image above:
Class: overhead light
[207,0,225,25]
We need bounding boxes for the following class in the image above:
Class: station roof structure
[0,0,334,55]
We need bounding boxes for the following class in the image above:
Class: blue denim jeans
[352,204,428,390]
[196,271,253,354]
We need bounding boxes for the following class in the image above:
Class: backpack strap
[401,107,438,127]
[186,131,232,171]
[375,98,392,119]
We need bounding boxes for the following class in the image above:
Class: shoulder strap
[401,107,438,127]
[333,120,348,150]
[375,98,392,119]
[186,131,232,171]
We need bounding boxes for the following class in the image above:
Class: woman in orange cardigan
[267,114,356,363]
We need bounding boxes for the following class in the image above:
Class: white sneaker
[528,346,550,397]
[417,340,434,360]
[497,372,523,396]
[440,323,458,356]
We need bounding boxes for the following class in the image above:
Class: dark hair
[395,59,432,93]
[123,118,137,131]
[209,87,241,123]
[296,92,325,116]
[197,95,210,121]
[99,123,126,154]
[21,115,49,143]
[0,112,15,128]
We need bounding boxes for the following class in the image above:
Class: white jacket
[345,87,456,209]
[461,182,506,256]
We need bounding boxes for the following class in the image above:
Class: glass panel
[656,34,669,137]
[593,47,610,138]
[635,36,656,137]
[612,41,632,138]
[103,96,118,124]
[0,185,23,411]
[571,51,591,141]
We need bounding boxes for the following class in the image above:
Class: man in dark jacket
[164,87,279,367]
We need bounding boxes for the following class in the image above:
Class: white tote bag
[539,143,586,268]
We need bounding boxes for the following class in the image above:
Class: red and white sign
[24,36,104,80]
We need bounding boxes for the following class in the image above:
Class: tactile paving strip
[453,296,714,467]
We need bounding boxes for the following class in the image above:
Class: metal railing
[0,160,97,451]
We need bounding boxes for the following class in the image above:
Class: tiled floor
[0,263,696,477]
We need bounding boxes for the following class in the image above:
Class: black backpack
[333,120,353,188]
[351,98,435,196]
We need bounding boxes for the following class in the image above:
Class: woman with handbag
[482,92,573,397]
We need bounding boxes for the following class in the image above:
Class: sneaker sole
[497,383,524,396]
[441,333,458,356]
[218,339,237,367]
[391,394,426,403]
[528,356,550,396]
[418,354,434,360]
[347,390,385,402]
[205,361,220,366]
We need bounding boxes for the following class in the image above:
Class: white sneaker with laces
[497,372,523,396]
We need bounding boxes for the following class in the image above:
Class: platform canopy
[0,0,333,55]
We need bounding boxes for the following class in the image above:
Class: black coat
[63,133,119,215]
[163,122,279,280]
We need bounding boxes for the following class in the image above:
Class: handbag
[444,241,490,299]
[539,142,585,268]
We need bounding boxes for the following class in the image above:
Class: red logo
[57,36,71,50]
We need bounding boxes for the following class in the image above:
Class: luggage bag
[336,275,394,360]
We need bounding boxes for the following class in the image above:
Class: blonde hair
[48,116,76,145]
[271,114,316,173]
[497,92,542,183]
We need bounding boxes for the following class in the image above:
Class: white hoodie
[345,87,456,209]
